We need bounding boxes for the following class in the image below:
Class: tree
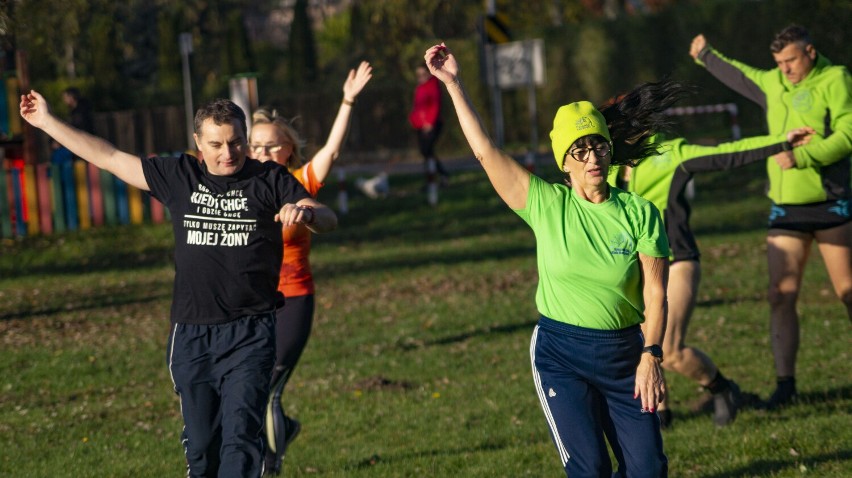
[287,0,318,86]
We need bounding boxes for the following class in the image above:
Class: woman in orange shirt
[250,61,372,476]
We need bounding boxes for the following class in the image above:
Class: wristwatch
[642,344,663,361]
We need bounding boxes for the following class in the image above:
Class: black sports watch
[642,344,663,361]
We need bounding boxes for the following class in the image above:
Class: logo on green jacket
[609,232,634,256]
[651,151,672,166]
[791,89,814,112]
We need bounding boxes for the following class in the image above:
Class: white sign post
[487,39,545,170]
[229,75,259,132]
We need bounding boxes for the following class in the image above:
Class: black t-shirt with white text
[142,155,310,325]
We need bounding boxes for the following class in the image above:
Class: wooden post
[0,152,11,238]
[59,155,78,230]
[49,161,66,233]
[9,161,25,236]
[101,169,117,226]
[74,160,91,230]
[115,178,129,224]
[36,163,52,234]
[128,186,143,224]
[23,164,38,234]
[87,162,104,226]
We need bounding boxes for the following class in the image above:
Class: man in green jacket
[610,127,814,427]
[690,25,851,409]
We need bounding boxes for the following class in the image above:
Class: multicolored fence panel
[1,153,179,239]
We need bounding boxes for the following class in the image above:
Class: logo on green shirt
[609,231,634,256]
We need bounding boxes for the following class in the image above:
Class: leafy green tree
[287,0,318,86]
[155,7,184,105]
[86,10,123,109]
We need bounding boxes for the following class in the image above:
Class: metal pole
[489,47,505,148]
[484,0,503,148]
[179,33,194,151]
[526,41,538,170]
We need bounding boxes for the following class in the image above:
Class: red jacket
[408,76,441,130]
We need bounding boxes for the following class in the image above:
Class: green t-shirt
[514,175,669,330]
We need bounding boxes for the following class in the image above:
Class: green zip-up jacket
[695,47,851,205]
[609,134,795,260]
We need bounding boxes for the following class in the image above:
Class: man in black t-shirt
[20,92,337,477]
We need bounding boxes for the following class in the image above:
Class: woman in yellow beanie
[425,43,687,477]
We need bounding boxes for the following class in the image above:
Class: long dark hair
[599,79,692,167]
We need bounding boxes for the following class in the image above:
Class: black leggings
[266,295,313,465]
[416,121,449,177]
[270,294,315,391]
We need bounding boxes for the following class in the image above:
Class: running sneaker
[263,416,301,476]
[713,379,741,426]
[760,381,797,410]
[282,416,301,454]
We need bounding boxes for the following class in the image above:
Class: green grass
[1,162,849,477]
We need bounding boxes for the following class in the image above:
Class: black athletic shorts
[768,199,850,232]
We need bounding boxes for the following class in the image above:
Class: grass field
[1,160,850,477]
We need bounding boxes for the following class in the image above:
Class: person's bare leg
[656,261,701,428]
[765,229,812,407]
[661,261,715,383]
[661,260,739,425]
[815,222,852,319]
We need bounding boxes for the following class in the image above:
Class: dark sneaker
[263,451,280,476]
[282,416,301,455]
[657,409,673,430]
[760,383,797,410]
[262,416,301,476]
[713,379,741,426]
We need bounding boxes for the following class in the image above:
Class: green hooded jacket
[695,47,851,205]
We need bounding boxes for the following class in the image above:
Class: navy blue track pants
[530,316,667,477]
[167,314,276,478]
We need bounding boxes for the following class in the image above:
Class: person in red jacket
[410,63,450,184]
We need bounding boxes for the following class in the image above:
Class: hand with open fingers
[424,43,458,86]
[772,150,796,170]
[343,61,373,103]
[275,203,315,227]
[634,354,666,413]
[786,126,816,147]
[19,90,52,129]
[689,34,707,60]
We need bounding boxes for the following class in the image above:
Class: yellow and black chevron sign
[482,13,511,44]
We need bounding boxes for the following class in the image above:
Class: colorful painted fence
[0,101,189,238]
[0,152,181,238]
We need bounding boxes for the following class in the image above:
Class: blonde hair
[251,107,306,170]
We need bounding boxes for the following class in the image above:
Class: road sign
[482,13,511,44]
[487,39,545,89]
